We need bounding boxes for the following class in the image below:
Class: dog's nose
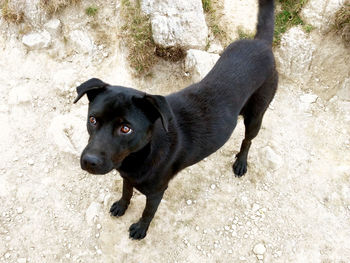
[82,154,103,169]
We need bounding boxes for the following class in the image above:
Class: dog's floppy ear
[73,78,109,103]
[133,94,173,132]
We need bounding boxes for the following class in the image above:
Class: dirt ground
[0,1,350,263]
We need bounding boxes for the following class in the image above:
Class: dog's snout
[82,154,103,169]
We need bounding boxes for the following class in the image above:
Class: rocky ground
[0,0,349,262]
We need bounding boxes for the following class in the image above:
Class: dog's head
[74,78,173,174]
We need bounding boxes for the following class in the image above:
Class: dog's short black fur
[74,0,278,240]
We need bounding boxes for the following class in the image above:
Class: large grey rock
[142,0,208,49]
[184,49,220,82]
[275,27,316,84]
[22,31,51,50]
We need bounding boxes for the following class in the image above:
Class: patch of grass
[237,27,254,40]
[1,0,24,23]
[155,46,185,62]
[202,0,212,13]
[201,0,228,46]
[334,1,350,46]
[274,0,308,45]
[85,6,98,16]
[303,24,314,33]
[40,0,81,14]
[120,0,157,76]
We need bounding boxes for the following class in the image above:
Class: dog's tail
[254,0,275,45]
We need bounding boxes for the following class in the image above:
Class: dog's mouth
[82,164,114,175]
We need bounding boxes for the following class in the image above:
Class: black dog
[74,0,277,239]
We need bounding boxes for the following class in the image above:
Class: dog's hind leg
[233,71,278,177]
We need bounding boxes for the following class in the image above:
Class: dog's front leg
[110,178,133,217]
[129,191,164,240]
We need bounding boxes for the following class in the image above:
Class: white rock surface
[141,0,208,49]
[259,146,283,171]
[301,0,343,30]
[184,49,220,82]
[22,31,51,50]
[69,30,95,54]
[337,78,350,101]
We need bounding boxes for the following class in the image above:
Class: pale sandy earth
[0,1,350,263]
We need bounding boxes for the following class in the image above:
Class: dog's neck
[119,142,151,173]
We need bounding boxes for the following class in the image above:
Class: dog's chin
[83,166,114,175]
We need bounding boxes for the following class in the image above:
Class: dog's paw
[233,158,247,177]
[129,221,148,240]
[110,200,128,217]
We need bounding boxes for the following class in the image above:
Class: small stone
[17,207,23,214]
[97,193,105,203]
[224,225,230,231]
[228,249,233,254]
[253,243,266,255]
[259,146,283,171]
[65,253,70,258]
[300,94,318,104]
[8,86,32,105]
[69,30,94,54]
[186,200,192,205]
[195,226,199,231]
[17,258,27,263]
[210,184,216,190]
[257,255,263,260]
[97,224,102,230]
[27,159,34,165]
[85,202,101,225]
[22,31,51,50]
[44,19,61,35]
[5,253,10,258]
[252,203,260,212]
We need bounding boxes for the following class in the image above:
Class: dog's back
[166,0,277,171]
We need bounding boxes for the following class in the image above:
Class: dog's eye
[89,116,97,125]
[120,125,132,134]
